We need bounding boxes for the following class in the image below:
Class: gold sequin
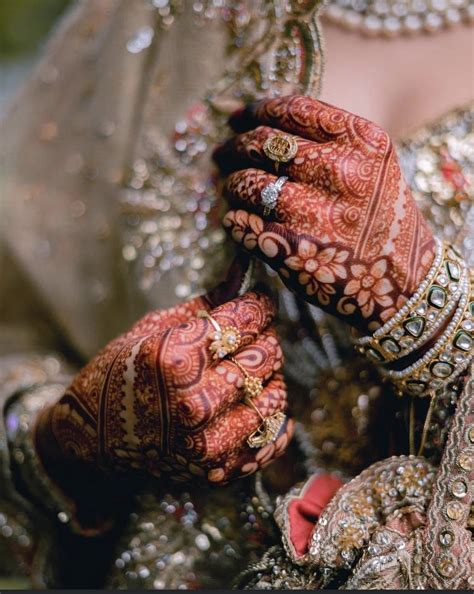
[456,449,473,471]
[445,500,465,521]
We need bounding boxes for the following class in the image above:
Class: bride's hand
[214,95,435,333]
[37,265,291,485]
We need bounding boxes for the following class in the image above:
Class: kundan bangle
[381,274,473,397]
[356,240,466,363]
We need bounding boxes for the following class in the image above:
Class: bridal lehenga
[0,0,472,589]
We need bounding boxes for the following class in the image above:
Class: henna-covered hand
[214,95,435,333]
[36,267,291,486]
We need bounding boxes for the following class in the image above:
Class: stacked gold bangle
[355,240,467,364]
[356,241,473,398]
[382,275,473,397]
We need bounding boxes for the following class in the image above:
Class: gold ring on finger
[260,175,288,216]
[198,310,241,360]
[230,357,263,400]
[247,409,286,449]
[263,134,298,170]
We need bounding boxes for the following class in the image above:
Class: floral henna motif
[217,96,435,331]
[42,291,291,485]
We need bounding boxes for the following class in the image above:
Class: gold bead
[243,375,263,399]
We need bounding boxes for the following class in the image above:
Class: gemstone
[461,319,473,331]
[470,302,474,317]
[450,479,468,498]
[416,303,427,315]
[457,450,473,472]
[427,312,437,321]
[430,361,454,378]
[437,556,456,578]
[420,371,430,382]
[448,282,458,293]
[439,350,451,361]
[445,501,464,521]
[453,330,472,352]
[428,285,447,309]
[399,336,414,349]
[454,353,465,363]
[437,274,448,286]
[446,261,461,281]
[438,529,454,547]
[406,380,427,395]
[403,316,425,338]
[366,348,384,363]
[429,378,444,390]
[391,327,404,340]
[380,337,401,354]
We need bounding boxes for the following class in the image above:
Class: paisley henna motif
[42,290,291,485]
[217,96,435,332]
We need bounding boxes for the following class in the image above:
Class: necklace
[323,0,473,36]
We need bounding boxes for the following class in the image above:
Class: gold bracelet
[356,241,466,363]
[382,274,473,397]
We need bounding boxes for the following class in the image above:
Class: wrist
[355,241,472,398]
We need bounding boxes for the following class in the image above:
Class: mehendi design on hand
[44,291,291,485]
[217,95,435,332]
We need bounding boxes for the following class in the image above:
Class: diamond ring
[260,176,288,216]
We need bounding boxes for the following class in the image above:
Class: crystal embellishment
[380,337,401,354]
[446,261,461,281]
[403,316,425,338]
[453,330,472,352]
[438,530,454,547]
[428,285,447,309]
[445,501,464,521]
[430,361,454,378]
[450,478,468,499]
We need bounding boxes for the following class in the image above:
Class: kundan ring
[261,176,288,216]
[263,134,298,172]
[197,310,241,360]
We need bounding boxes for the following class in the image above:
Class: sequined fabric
[0,0,472,589]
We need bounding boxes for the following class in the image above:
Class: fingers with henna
[228,94,356,142]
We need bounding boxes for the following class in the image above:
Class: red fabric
[287,474,343,557]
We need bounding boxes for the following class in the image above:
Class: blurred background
[0,3,72,586]
[0,0,72,117]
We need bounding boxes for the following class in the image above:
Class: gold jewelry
[382,274,473,398]
[263,134,298,172]
[356,240,467,363]
[230,357,263,399]
[246,398,286,449]
[197,310,241,360]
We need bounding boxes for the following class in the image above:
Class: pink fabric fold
[287,474,343,557]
